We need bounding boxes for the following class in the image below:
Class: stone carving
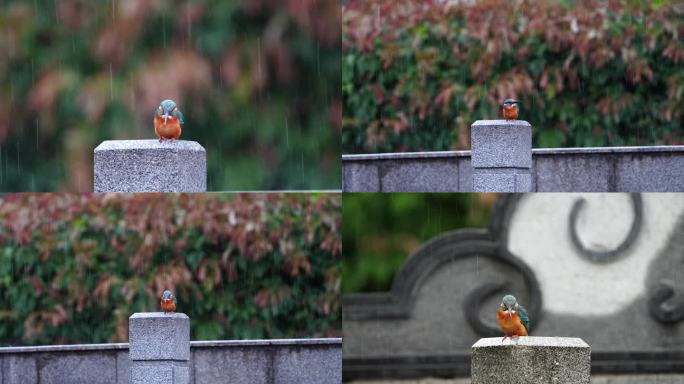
[569,194,642,263]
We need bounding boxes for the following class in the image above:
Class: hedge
[343,0,684,153]
[0,193,341,345]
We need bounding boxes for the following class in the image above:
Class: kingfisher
[497,294,529,341]
[160,290,177,314]
[502,99,519,121]
[154,99,184,142]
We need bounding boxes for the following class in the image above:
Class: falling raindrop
[285,119,289,148]
[109,64,114,100]
[162,11,167,49]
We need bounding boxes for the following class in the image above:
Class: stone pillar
[129,312,190,384]
[471,337,590,384]
[471,120,532,192]
[94,140,206,192]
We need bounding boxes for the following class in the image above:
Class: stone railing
[343,124,684,192]
[0,312,341,384]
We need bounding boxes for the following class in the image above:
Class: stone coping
[342,145,684,161]
[473,336,590,349]
[94,140,205,152]
[0,338,342,354]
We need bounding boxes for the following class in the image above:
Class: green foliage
[342,0,684,153]
[341,193,494,293]
[0,193,341,345]
[0,0,341,191]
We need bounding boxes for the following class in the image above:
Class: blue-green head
[502,99,519,108]
[162,290,174,300]
[500,294,517,318]
[156,99,184,125]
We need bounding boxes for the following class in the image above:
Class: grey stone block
[274,345,342,384]
[342,162,379,192]
[471,120,532,168]
[117,350,131,384]
[617,153,684,191]
[39,352,116,384]
[2,355,36,384]
[473,172,516,192]
[458,157,473,192]
[471,337,590,384]
[535,154,612,191]
[381,160,459,192]
[131,361,189,384]
[94,140,206,192]
[129,312,190,361]
[515,173,532,192]
[193,347,271,384]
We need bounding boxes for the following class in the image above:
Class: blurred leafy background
[342,193,495,294]
[0,193,341,345]
[342,0,684,153]
[0,0,340,191]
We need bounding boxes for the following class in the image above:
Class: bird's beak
[163,112,169,123]
[506,305,512,318]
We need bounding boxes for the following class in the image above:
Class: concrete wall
[342,146,684,192]
[0,338,341,384]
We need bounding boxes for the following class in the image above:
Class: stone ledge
[472,337,590,384]
[341,145,684,161]
[94,139,205,153]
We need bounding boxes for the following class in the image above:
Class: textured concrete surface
[274,343,342,383]
[617,153,684,191]
[471,337,590,384]
[471,120,532,168]
[131,361,189,384]
[342,145,684,191]
[194,347,271,384]
[535,153,612,191]
[129,312,190,361]
[473,172,516,192]
[380,160,459,192]
[342,162,380,192]
[94,140,206,192]
[40,352,116,384]
[1,355,36,384]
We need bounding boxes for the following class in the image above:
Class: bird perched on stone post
[154,99,184,142]
[497,294,529,341]
[160,290,177,313]
[502,99,520,121]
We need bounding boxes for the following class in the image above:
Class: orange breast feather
[161,298,176,313]
[497,310,528,336]
[502,105,519,120]
[154,115,182,140]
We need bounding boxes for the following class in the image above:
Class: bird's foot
[501,335,509,342]
[512,335,520,344]
[158,138,163,143]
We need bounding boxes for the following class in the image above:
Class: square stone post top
[471,337,590,384]
[94,140,206,193]
[129,312,190,361]
[471,120,532,168]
